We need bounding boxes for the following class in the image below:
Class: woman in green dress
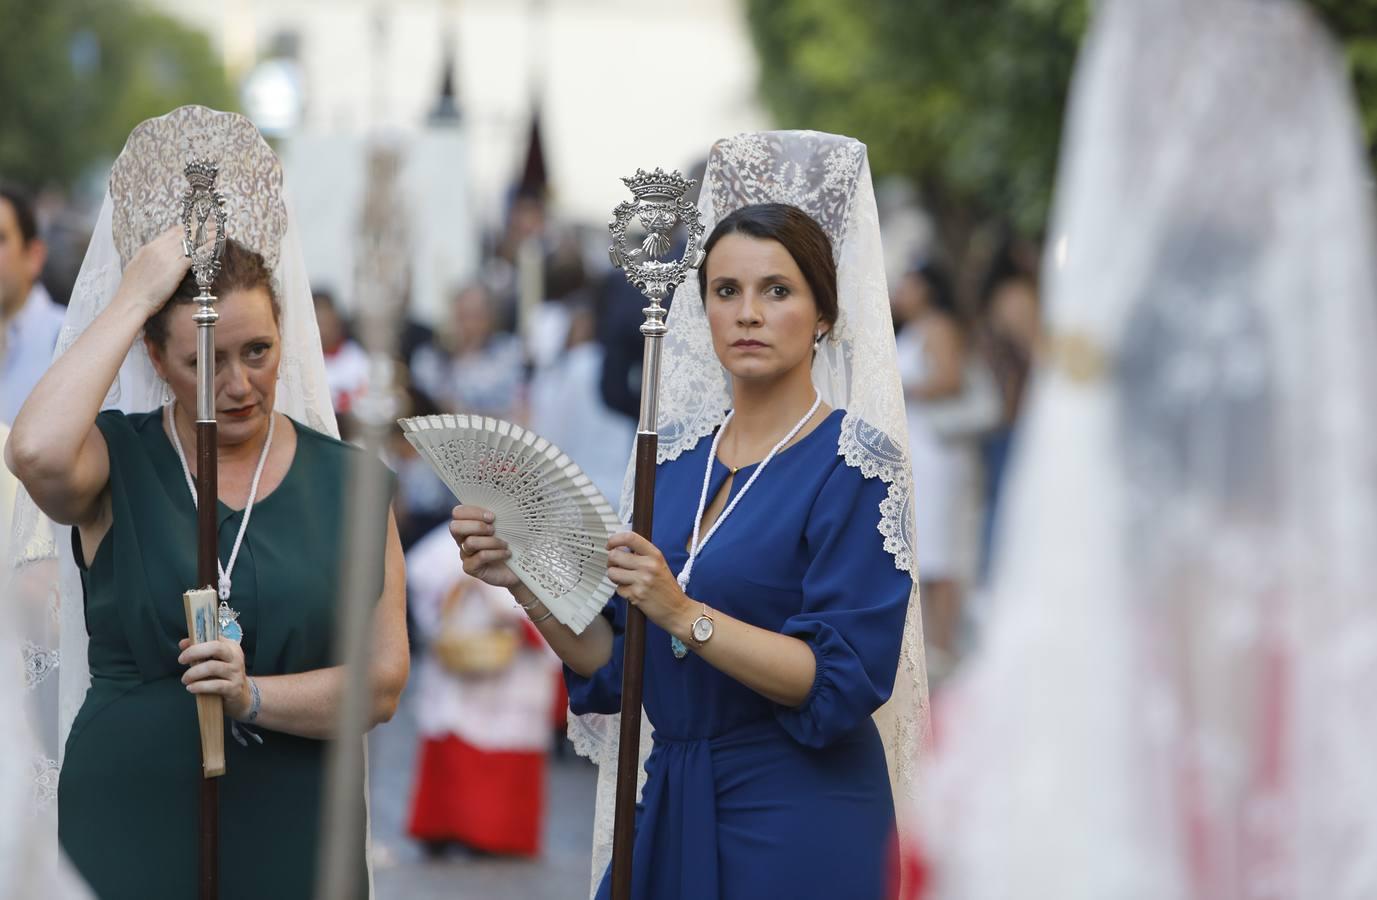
[5,107,409,899]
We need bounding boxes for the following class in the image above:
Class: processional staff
[315,143,409,900]
[606,168,705,900]
[178,158,230,900]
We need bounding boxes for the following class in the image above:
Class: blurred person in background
[412,282,524,419]
[893,261,1000,672]
[524,228,592,371]
[393,276,435,374]
[390,384,455,550]
[0,185,65,426]
[485,190,549,338]
[975,251,1041,579]
[911,1,1377,898]
[492,192,548,272]
[404,522,560,858]
[596,263,665,424]
[529,301,635,503]
[313,286,369,417]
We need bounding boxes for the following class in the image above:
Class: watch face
[691,615,714,643]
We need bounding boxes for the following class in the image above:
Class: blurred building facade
[147,0,767,321]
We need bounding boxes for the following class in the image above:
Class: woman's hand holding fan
[401,414,623,634]
[449,505,523,591]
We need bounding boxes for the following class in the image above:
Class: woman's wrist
[111,285,164,326]
[668,593,700,644]
[232,677,262,723]
[227,676,258,721]
[511,583,558,624]
[510,582,538,610]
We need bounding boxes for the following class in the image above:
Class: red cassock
[404,528,561,855]
[408,732,546,855]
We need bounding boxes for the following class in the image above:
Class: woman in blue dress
[451,132,927,900]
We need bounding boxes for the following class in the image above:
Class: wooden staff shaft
[610,308,668,900]
[196,355,221,900]
[610,432,657,899]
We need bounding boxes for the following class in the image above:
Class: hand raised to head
[118,227,194,318]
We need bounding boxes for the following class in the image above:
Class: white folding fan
[399,414,624,634]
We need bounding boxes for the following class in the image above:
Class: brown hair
[698,203,838,329]
[144,238,281,347]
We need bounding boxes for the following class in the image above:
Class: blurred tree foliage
[1312,1,1377,153]
[745,0,1088,257]
[0,0,236,190]
[746,0,1377,260]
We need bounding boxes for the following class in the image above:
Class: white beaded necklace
[676,391,823,595]
[165,400,276,605]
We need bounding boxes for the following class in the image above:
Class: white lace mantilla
[110,105,288,276]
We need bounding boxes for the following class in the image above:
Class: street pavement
[368,687,599,899]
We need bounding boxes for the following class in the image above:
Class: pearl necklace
[166,401,276,642]
[671,392,823,658]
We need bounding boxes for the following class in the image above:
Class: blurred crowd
[0,172,1043,859]
[891,233,1042,678]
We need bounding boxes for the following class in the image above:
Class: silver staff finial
[608,167,705,329]
[180,158,228,298]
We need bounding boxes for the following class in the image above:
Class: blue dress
[566,409,910,900]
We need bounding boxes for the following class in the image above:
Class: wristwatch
[689,604,715,647]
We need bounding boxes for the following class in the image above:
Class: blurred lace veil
[918,2,1377,897]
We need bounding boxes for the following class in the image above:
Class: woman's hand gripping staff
[605,531,818,709]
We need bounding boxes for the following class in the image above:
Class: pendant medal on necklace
[670,571,692,659]
[218,600,243,643]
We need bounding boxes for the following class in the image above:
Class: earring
[160,381,172,405]
[813,331,825,347]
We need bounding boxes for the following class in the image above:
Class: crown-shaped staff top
[184,158,219,192]
[622,167,697,203]
[180,158,229,296]
[609,167,705,310]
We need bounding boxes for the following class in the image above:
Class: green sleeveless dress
[59,410,388,899]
